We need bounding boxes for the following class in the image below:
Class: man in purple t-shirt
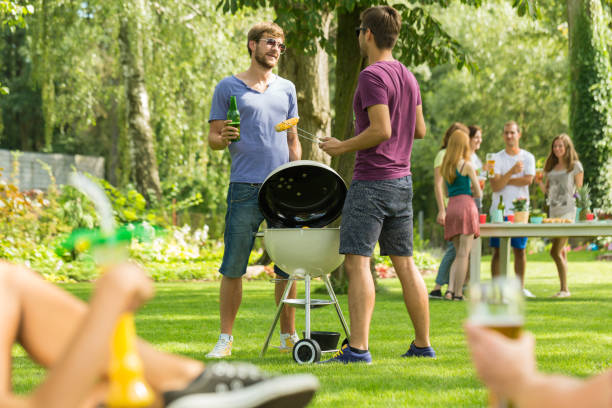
[320,5,434,363]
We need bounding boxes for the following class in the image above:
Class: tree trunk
[35,0,54,152]
[330,7,366,184]
[568,0,612,208]
[118,0,162,204]
[277,12,332,164]
[107,97,120,186]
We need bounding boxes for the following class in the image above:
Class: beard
[254,49,277,69]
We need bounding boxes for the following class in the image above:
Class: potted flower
[574,184,591,221]
[512,197,530,223]
[530,208,545,224]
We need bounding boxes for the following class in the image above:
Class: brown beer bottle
[228,95,240,142]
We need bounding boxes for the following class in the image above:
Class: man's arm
[415,105,426,139]
[208,119,238,150]
[490,161,527,192]
[506,175,534,187]
[319,104,391,156]
[287,127,301,161]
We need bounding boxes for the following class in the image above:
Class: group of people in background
[429,121,584,301]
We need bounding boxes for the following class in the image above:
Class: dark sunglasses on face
[259,38,286,54]
[355,26,368,37]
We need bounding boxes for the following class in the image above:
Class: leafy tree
[0,0,33,94]
[416,1,568,243]
[568,0,612,208]
[118,0,162,203]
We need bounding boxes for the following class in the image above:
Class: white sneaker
[279,332,300,352]
[552,290,571,298]
[206,334,233,358]
[522,288,536,298]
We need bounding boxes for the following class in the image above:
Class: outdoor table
[469,221,612,283]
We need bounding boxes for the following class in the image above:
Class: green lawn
[11,255,612,407]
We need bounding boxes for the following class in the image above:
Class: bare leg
[390,255,431,348]
[344,254,375,351]
[276,280,297,334]
[550,237,569,292]
[219,276,242,335]
[513,248,527,287]
[0,262,202,401]
[448,235,474,298]
[491,247,500,277]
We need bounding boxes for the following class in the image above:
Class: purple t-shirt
[352,60,421,181]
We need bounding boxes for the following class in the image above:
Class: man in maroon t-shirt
[319,5,434,363]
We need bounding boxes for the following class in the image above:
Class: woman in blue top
[441,130,482,300]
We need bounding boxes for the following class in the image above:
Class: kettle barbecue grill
[258,160,350,364]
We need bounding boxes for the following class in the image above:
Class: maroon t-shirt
[352,60,421,181]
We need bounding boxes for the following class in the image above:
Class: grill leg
[304,274,311,339]
[260,278,295,357]
[323,274,350,340]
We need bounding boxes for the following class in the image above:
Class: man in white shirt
[489,121,536,297]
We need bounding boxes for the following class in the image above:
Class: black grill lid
[258,160,347,228]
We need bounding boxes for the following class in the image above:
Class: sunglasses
[259,38,286,54]
[355,26,368,37]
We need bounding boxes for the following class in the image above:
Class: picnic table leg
[499,237,510,277]
[469,236,481,284]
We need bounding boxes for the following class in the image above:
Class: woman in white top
[536,134,583,298]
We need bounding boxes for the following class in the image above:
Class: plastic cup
[506,214,515,223]
[586,213,594,221]
[479,214,487,224]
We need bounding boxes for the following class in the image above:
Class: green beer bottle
[228,95,240,142]
[498,194,505,216]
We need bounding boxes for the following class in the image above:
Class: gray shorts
[339,175,413,257]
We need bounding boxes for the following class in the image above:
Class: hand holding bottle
[222,120,240,144]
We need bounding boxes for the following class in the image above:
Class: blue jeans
[219,183,288,278]
[435,241,455,286]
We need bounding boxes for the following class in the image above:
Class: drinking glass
[478,171,487,190]
[468,277,525,408]
[535,168,543,183]
[486,153,496,178]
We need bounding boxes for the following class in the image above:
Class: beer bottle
[498,194,505,216]
[227,95,240,142]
